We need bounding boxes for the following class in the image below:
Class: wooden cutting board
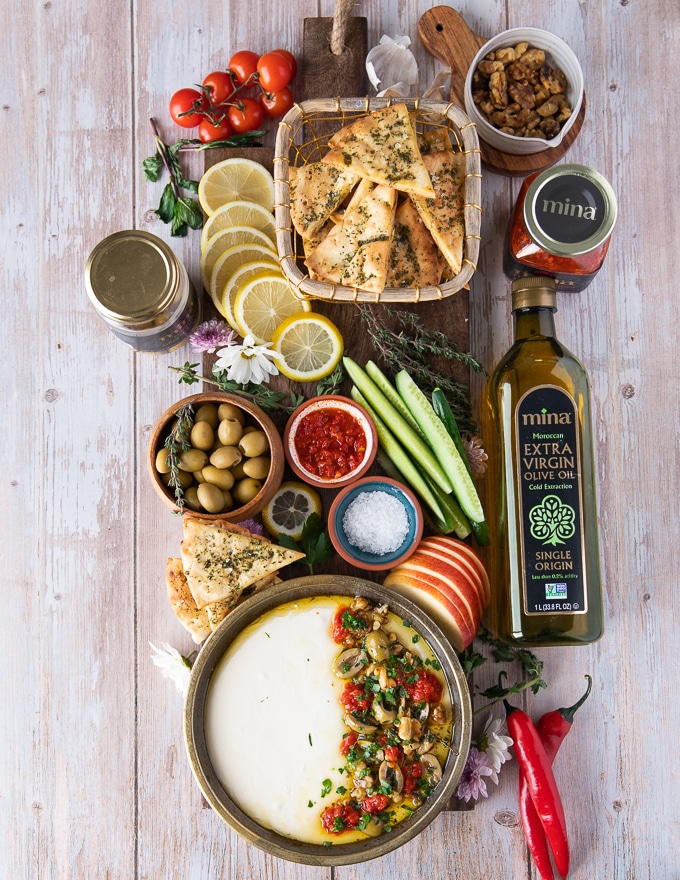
[418,5,585,176]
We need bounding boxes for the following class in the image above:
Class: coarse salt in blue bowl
[328,477,424,571]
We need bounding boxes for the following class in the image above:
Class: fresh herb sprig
[459,625,547,715]
[357,305,484,435]
[143,118,267,236]
[162,403,195,511]
[169,361,304,414]
[278,513,334,573]
[315,362,345,397]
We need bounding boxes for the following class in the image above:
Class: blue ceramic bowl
[328,477,423,571]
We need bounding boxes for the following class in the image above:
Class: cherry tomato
[270,49,297,80]
[201,70,235,106]
[228,50,260,86]
[227,98,264,133]
[256,51,294,92]
[198,115,234,143]
[402,761,424,794]
[259,87,294,119]
[169,88,207,128]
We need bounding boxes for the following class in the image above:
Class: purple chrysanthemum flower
[239,518,265,537]
[463,437,489,476]
[189,319,238,353]
[455,746,495,802]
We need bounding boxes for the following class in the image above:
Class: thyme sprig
[357,305,484,435]
[162,403,194,511]
[458,625,547,716]
[169,362,304,414]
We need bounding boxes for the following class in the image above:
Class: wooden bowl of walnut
[464,27,584,155]
[148,392,284,523]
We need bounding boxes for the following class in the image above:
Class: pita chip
[409,150,466,276]
[165,557,212,644]
[386,198,440,288]
[289,162,359,240]
[322,103,434,199]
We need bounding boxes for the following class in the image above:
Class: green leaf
[142,152,163,182]
[278,513,334,573]
[157,183,176,224]
[175,196,203,230]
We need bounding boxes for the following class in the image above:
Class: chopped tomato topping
[320,801,362,834]
[401,670,443,704]
[402,761,424,794]
[361,794,390,814]
[385,744,403,764]
[340,681,373,714]
[332,605,352,643]
[340,731,358,755]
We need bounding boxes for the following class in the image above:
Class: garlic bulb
[366,35,419,94]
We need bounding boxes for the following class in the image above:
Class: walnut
[539,117,561,138]
[495,47,516,64]
[508,81,536,110]
[514,41,529,57]
[537,98,559,117]
[489,70,508,108]
[507,61,533,82]
[520,48,546,69]
[478,60,505,76]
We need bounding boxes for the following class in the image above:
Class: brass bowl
[184,575,472,865]
[147,391,285,523]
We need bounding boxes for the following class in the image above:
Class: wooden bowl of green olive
[148,392,285,523]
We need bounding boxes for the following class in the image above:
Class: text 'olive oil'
[483,276,603,646]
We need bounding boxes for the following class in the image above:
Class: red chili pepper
[505,699,570,879]
[519,676,592,880]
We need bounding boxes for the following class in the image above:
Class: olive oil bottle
[483,276,603,646]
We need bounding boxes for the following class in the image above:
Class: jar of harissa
[504,163,618,292]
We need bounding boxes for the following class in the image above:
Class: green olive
[210,446,242,469]
[197,482,226,514]
[162,469,193,490]
[221,489,234,511]
[178,448,209,472]
[194,403,219,429]
[218,417,243,446]
[190,420,215,451]
[183,486,203,512]
[202,465,235,491]
[238,430,269,458]
[233,477,262,504]
[218,402,245,424]
[155,447,172,474]
[241,425,257,434]
[242,456,270,480]
[365,630,390,661]
[229,461,248,481]
[194,469,205,483]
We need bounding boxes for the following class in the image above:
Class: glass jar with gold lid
[85,230,200,352]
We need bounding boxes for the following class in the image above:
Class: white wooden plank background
[2,0,679,877]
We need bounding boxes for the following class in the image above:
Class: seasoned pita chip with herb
[386,198,441,288]
[322,103,434,199]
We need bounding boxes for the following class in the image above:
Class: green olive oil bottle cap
[511,275,557,311]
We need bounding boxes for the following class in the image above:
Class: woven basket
[273,97,481,304]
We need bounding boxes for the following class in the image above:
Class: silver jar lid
[523,164,618,258]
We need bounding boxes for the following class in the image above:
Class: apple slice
[416,539,486,612]
[384,561,477,651]
[419,536,490,609]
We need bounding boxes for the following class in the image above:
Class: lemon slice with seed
[233,272,311,344]
[200,226,277,291]
[209,244,282,317]
[198,157,275,216]
[261,481,322,541]
[201,200,276,252]
[221,258,281,330]
[271,313,344,382]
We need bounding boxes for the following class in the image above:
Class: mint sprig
[278,513,334,573]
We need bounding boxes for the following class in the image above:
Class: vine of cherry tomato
[168,47,297,140]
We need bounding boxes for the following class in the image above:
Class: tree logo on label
[529,495,576,546]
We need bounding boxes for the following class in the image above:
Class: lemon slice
[198,158,275,216]
[201,200,276,252]
[209,244,282,317]
[271,313,344,382]
[200,226,277,291]
[261,481,322,541]
[221,258,281,330]
[233,272,311,344]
